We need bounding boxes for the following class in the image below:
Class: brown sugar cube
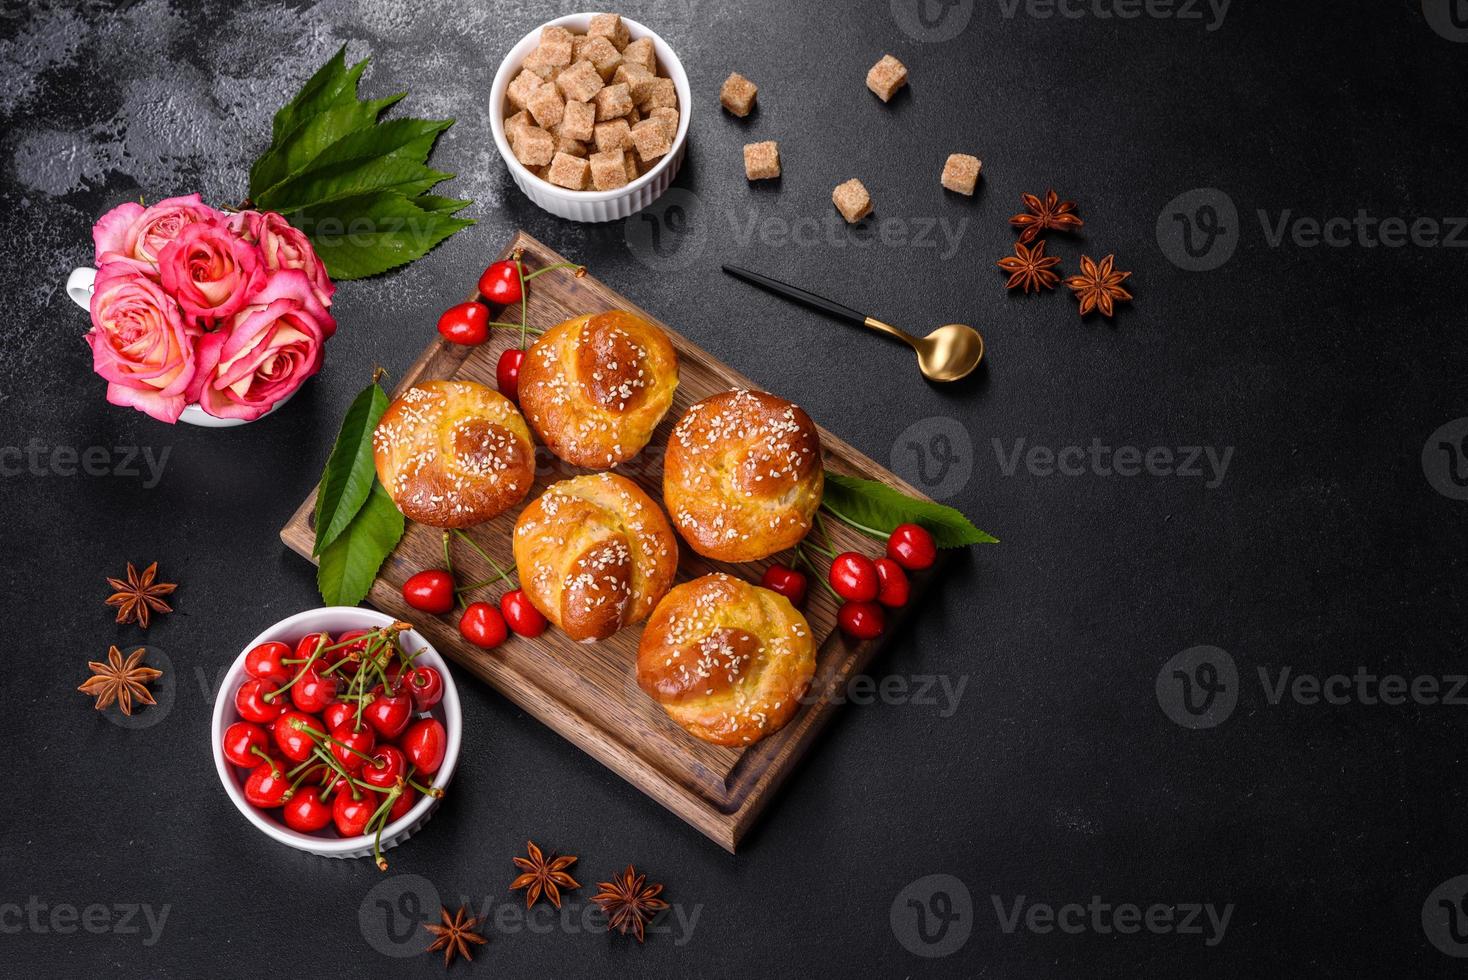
[526,81,565,128]
[720,73,758,117]
[627,104,642,124]
[587,12,631,51]
[555,133,588,157]
[538,25,575,66]
[589,149,630,190]
[511,125,556,167]
[556,60,604,102]
[639,76,677,111]
[592,82,633,120]
[613,63,657,103]
[504,109,532,141]
[621,36,655,72]
[574,35,623,79]
[833,178,873,223]
[593,118,634,152]
[547,151,590,190]
[624,149,641,181]
[559,99,596,142]
[866,54,908,102]
[743,141,780,180]
[649,106,679,142]
[940,153,981,195]
[507,69,544,111]
[631,118,672,162]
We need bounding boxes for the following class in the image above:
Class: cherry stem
[251,745,280,778]
[266,636,325,700]
[821,504,888,541]
[520,261,582,282]
[367,784,404,871]
[516,258,528,350]
[293,719,375,763]
[312,747,362,801]
[286,762,328,793]
[450,529,516,587]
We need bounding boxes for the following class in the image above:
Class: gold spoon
[722,264,985,382]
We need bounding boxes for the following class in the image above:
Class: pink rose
[188,270,337,421]
[85,263,200,424]
[158,222,267,327]
[93,194,220,275]
[228,210,335,307]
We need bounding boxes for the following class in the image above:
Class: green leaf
[255,118,454,212]
[317,481,404,607]
[312,380,390,555]
[821,473,998,548]
[413,194,472,215]
[270,47,368,144]
[284,192,473,280]
[250,94,405,200]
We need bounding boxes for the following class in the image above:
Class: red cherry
[361,745,408,790]
[887,523,937,570]
[290,668,338,714]
[234,677,284,724]
[874,558,910,608]
[223,721,270,768]
[243,760,291,809]
[497,348,526,402]
[478,260,523,306]
[244,641,291,680]
[332,791,376,837]
[838,601,886,640]
[294,632,331,665]
[364,691,413,740]
[460,601,508,649]
[406,666,445,712]
[272,711,320,763]
[829,552,880,603]
[402,569,456,615]
[388,787,418,822]
[323,701,356,733]
[322,629,369,672]
[437,301,491,345]
[401,718,447,775]
[761,564,808,606]
[499,589,547,638]
[282,785,333,832]
[330,727,376,775]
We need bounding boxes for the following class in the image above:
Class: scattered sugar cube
[589,149,630,190]
[833,178,873,223]
[593,82,633,120]
[556,59,604,102]
[575,34,623,79]
[538,25,575,67]
[639,76,677,111]
[547,151,590,190]
[593,118,634,152]
[720,73,758,117]
[507,69,543,111]
[649,106,679,142]
[866,54,908,102]
[588,13,630,51]
[560,99,596,142]
[613,63,657,103]
[743,141,780,180]
[631,118,672,162]
[504,109,532,141]
[512,125,556,167]
[526,81,565,128]
[940,153,981,195]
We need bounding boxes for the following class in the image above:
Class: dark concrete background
[2,0,1467,976]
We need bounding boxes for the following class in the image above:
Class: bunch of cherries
[401,529,547,651]
[224,624,448,869]
[761,522,938,640]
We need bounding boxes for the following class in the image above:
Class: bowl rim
[210,607,462,855]
[489,12,692,203]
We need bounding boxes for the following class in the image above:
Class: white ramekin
[489,13,692,223]
[210,607,463,860]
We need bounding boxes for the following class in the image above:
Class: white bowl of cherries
[210,607,462,865]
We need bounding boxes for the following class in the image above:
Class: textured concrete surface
[3,0,1468,976]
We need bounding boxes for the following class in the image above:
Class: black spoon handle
[721,264,868,326]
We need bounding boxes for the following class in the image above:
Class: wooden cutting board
[281,231,949,852]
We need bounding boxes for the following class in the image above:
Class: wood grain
[281,231,948,852]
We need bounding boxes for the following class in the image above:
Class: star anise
[1010,189,1083,244]
[511,840,580,909]
[423,905,487,968]
[78,646,163,716]
[1064,253,1133,317]
[104,562,176,628]
[591,865,669,943]
[997,239,1062,294]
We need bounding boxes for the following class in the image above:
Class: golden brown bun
[373,380,534,528]
[517,310,678,469]
[637,573,815,746]
[512,472,678,641]
[662,389,824,563]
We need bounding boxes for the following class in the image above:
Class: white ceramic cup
[210,607,463,860]
[65,265,290,427]
[489,14,691,223]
